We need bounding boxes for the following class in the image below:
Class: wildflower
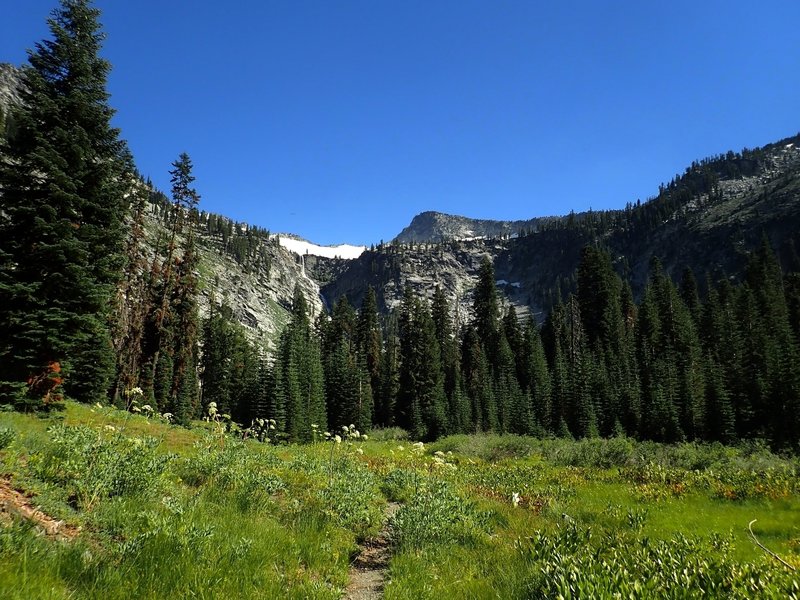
[161,412,173,422]
[132,406,141,413]
[434,450,445,458]
[361,435,368,441]
[356,448,364,455]
[512,492,521,507]
[95,402,103,409]
[104,425,116,432]
[334,435,342,444]
[311,423,319,429]
[141,404,153,413]
[397,445,405,451]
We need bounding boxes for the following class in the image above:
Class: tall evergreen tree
[0,0,128,407]
[521,318,552,432]
[472,257,501,367]
[355,287,382,421]
[431,287,468,432]
[166,153,201,423]
[397,288,447,440]
[271,286,326,442]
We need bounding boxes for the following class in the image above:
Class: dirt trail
[0,478,80,539]
[344,501,400,600]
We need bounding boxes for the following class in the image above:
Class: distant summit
[394,210,556,244]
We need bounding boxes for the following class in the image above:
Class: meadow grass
[0,403,798,598]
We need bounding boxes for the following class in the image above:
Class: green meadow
[0,402,797,599]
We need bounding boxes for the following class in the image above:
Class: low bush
[30,424,171,510]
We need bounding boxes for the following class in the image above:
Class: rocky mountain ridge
[393,210,556,243]
[325,134,800,323]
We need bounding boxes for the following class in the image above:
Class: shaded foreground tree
[0,0,128,408]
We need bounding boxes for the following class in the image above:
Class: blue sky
[3,1,799,245]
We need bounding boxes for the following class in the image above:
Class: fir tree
[272,286,326,442]
[0,0,128,407]
[166,153,201,423]
[355,287,382,421]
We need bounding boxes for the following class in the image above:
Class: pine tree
[356,287,382,422]
[431,287,468,432]
[521,318,552,432]
[472,257,500,367]
[397,289,447,440]
[110,181,151,405]
[461,325,494,432]
[272,286,326,442]
[0,0,128,407]
[376,317,400,427]
[166,153,201,423]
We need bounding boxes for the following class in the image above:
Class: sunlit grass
[0,402,798,598]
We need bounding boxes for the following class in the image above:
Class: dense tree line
[204,242,799,450]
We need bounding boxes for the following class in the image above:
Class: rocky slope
[142,204,325,349]
[393,211,555,243]
[0,63,23,136]
[325,135,800,321]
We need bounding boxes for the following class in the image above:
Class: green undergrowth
[0,403,798,598]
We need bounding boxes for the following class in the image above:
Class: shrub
[390,480,492,550]
[30,424,171,510]
[0,427,15,450]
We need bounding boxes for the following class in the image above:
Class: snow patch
[279,236,365,260]
[496,280,521,288]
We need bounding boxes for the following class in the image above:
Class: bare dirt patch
[0,478,80,540]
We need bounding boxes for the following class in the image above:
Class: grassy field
[0,402,798,599]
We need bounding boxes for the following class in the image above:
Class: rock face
[0,64,22,107]
[141,203,324,350]
[321,238,526,325]
[394,210,554,244]
[0,63,23,137]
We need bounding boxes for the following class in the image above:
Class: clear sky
[2,1,799,245]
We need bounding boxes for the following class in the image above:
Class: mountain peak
[394,210,548,244]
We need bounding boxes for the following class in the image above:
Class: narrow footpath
[343,501,400,600]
